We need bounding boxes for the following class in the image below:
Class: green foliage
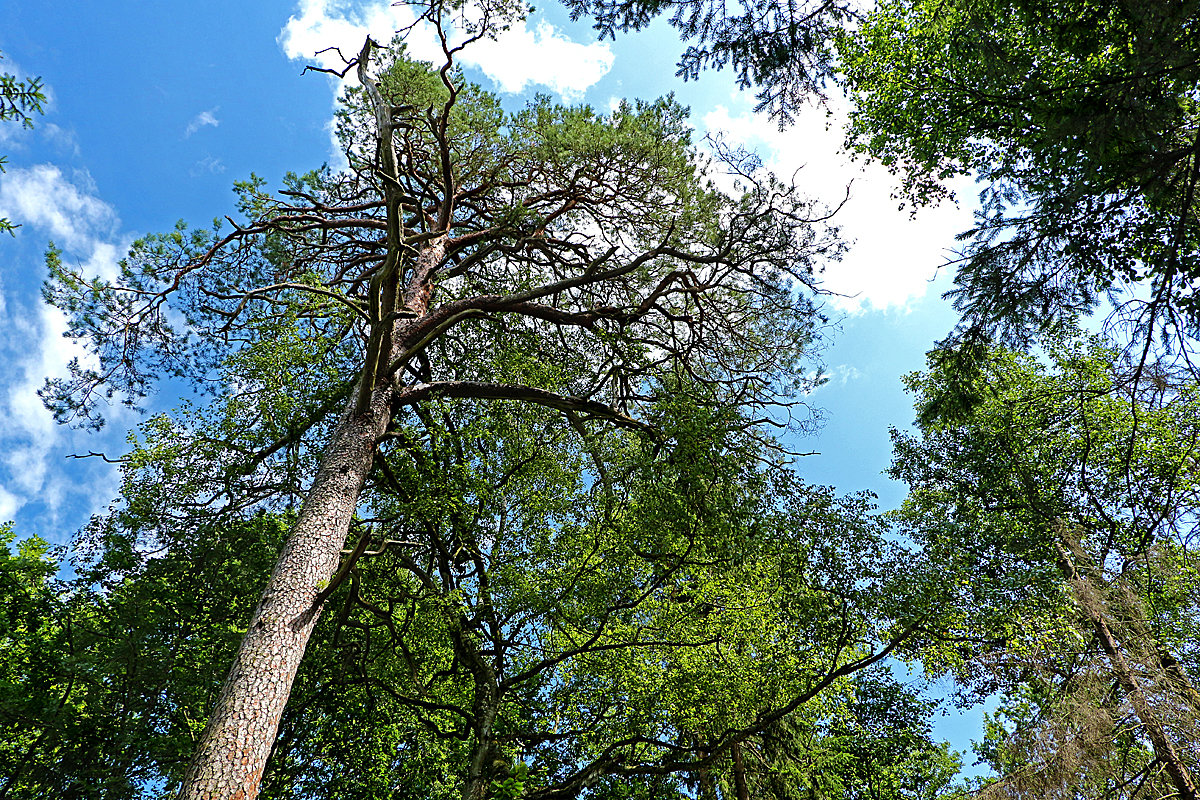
[488,762,528,800]
[28,32,939,800]
[557,0,1200,361]
[325,391,913,797]
[564,0,856,122]
[891,330,1200,798]
[45,47,832,436]
[711,675,965,800]
[0,526,65,796]
[0,515,291,800]
[7,384,954,798]
[0,53,43,131]
[840,0,1200,347]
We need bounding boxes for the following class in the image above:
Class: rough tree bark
[178,40,441,800]
[177,382,394,799]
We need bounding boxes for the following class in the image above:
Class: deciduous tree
[839,0,1200,371]
[3,392,941,799]
[891,332,1200,800]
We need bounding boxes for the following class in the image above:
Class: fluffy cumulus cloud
[280,0,429,73]
[0,165,125,530]
[702,101,975,313]
[279,0,612,100]
[464,20,613,99]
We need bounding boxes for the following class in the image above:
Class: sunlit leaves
[840,0,1200,350]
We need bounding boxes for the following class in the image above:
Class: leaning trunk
[177,41,438,797]
[1087,603,1198,800]
[178,383,393,800]
[1055,541,1198,800]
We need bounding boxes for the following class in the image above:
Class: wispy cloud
[190,154,226,176]
[828,364,863,385]
[0,165,126,532]
[803,365,863,395]
[41,123,81,157]
[185,107,220,137]
[0,164,118,254]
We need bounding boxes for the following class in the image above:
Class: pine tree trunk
[177,384,393,800]
[176,150,445,796]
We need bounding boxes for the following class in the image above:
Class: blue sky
[0,0,985,766]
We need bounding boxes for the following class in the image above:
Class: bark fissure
[178,383,394,799]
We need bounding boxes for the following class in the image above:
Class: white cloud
[0,119,22,148]
[190,155,226,176]
[466,21,614,99]
[279,0,612,100]
[185,107,220,137]
[0,298,104,526]
[0,485,20,523]
[702,100,975,313]
[41,123,81,156]
[279,0,425,68]
[828,364,863,385]
[3,307,71,496]
[0,164,119,256]
[0,112,74,159]
[0,166,125,530]
[80,240,126,279]
[804,364,863,395]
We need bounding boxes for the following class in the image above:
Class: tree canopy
[891,332,1200,799]
[10,0,1200,798]
[839,0,1200,363]
[1,388,959,799]
[569,0,1200,367]
[564,0,857,122]
[34,10,870,797]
